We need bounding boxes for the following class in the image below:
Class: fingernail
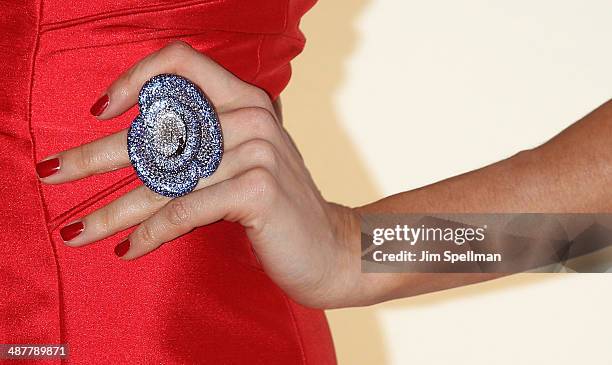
[60,221,84,242]
[36,158,60,178]
[114,239,130,257]
[90,94,109,116]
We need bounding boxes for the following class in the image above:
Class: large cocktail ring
[127,74,223,197]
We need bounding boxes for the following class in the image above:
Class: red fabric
[0,0,336,363]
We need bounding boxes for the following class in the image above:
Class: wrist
[327,204,407,307]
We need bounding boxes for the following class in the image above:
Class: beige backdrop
[282,0,612,364]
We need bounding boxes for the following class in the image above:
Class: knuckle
[243,139,279,172]
[122,66,141,96]
[244,87,273,111]
[114,83,132,99]
[166,40,193,54]
[138,223,156,244]
[123,53,154,92]
[162,40,195,67]
[240,167,279,201]
[96,206,115,234]
[74,144,98,172]
[251,87,271,104]
[165,198,191,226]
[243,107,278,138]
[110,64,135,99]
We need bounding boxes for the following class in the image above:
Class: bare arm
[354,99,612,304]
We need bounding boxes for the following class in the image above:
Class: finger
[36,130,128,184]
[219,107,283,149]
[116,168,276,259]
[63,140,282,247]
[61,185,170,246]
[39,106,282,184]
[93,40,274,120]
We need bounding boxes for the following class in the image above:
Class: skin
[38,41,612,309]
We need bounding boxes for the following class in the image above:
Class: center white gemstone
[152,112,187,157]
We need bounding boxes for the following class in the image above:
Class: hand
[37,41,368,309]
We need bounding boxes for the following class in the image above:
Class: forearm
[365,99,612,213]
[354,99,612,304]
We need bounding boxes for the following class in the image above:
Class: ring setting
[127,74,223,197]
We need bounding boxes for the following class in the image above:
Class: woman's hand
[36,41,366,309]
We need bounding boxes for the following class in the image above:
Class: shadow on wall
[283,0,378,206]
[282,0,387,364]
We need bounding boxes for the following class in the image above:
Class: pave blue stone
[127,74,223,197]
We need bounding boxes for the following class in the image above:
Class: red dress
[0,0,336,363]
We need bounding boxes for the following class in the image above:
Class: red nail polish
[60,221,84,242]
[90,94,109,116]
[36,158,60,178]
[114,239,130,257]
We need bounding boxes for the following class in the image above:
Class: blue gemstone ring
[127,74,223,197]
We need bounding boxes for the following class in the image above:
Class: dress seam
[27,0,67,361]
